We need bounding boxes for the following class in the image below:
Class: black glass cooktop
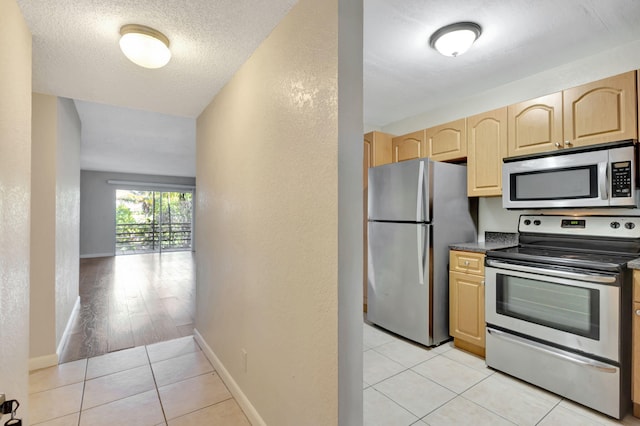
[486,245,638,272]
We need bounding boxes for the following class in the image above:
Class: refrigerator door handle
[417,225,424,285]
[416,160,424,221]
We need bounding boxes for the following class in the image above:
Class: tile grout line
[144,344,169,426]
[77,358,89,426]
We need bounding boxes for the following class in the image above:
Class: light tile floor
[28,336,250,426]
[27,323,640,425]
[363,321,640,426]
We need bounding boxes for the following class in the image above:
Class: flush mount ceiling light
[429,22,482,57]
[119,24,171,69]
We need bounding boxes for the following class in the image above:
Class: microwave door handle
[599,162,608,200]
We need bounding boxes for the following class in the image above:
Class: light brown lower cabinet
[449,250,485,357]
[633,270,640,417]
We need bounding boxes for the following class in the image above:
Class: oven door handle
[485,259,617,284]
[487,328,617,373]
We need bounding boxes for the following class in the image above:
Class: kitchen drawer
[450,250,485,276]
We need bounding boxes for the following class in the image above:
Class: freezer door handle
[416,160,424,221]
[417,225,424,285]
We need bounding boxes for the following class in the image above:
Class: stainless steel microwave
[502,141,637,209]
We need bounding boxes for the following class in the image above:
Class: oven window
[511,165,597,201]
[496,274,599,340]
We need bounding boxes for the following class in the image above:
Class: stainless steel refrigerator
[367,158,476,346]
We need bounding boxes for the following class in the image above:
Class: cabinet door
[564,71,637,148]
[634,300,640,406]
[364,131,393,167]
[634,271,640,408]
[467,108,507,197]
[392,130,426,162]
[449,270,485,348]
[427,118,467,162]
[508,92,563,157]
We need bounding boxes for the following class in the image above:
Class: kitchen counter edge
[449,242,518,254]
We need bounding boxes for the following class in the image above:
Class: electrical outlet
[242,349,247,373]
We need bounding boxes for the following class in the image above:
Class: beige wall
[0,0,31,420]
[30,93,58,359]
[195,0,362,424]
[30,94,81,363]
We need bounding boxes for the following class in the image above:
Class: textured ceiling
[16,0,640,177]
[364,0,640,127]
[17,0,298,178]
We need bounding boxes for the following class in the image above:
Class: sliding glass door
[115,190,193,255]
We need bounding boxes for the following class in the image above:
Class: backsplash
[485,231,518,245]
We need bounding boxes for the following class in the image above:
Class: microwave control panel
[611,161,632,197]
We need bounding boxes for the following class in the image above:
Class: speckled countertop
[449,231,518,254]
[626,259,640,270]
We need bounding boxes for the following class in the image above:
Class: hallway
[60,252,195,363]
[26,252,254,425]
[29,336,250,425]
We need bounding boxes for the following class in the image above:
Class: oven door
[485,260,620,362]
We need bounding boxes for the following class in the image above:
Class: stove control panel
[518,215,640,238]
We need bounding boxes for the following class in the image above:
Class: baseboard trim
[194,329,266,426]
[29,353,58,371]
[80,253,114,259]
[56,296,80,359]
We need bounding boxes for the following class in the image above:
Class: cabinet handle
[555,142,562,148]
[481,280,485,286]
[564,140,572,147]
[464,260,470,266]
[635,309,640,316]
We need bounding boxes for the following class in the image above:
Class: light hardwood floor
[59,251,195,364]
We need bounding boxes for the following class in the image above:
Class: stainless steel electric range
[485,215,640,419]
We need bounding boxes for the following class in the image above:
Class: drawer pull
[635,309,640,316]
[464,260,470,266]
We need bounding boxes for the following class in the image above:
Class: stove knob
[611,221,621,229]
[625,222,635,230]
[533,220,541,226]
[523,219,531,226]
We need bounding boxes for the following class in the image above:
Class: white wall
[195,0,362,424]
[0,0,31,421]
[80,170,195,257]
[381,39,640,236]
[30,94,82,367]
[55,97,81,353]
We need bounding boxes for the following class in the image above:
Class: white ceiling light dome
[119,24,171,69]
[429,22,482,57]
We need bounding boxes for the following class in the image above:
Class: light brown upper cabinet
[427,118,467,162]
[508,71,638,157]
[508,93,563,157]
[391,130,426,162]
[467,108,508,197]
[364,131,393,172]
[563,71,637,148]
